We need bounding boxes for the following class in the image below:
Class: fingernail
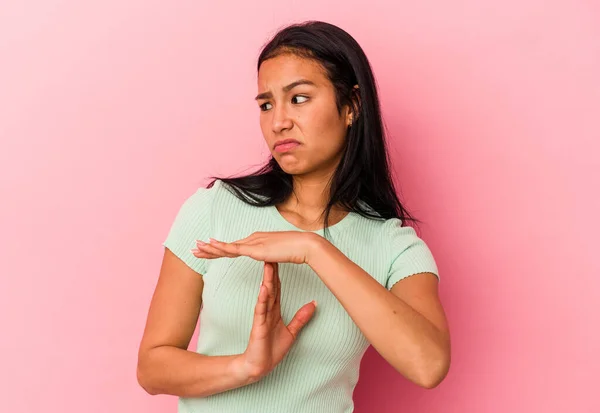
[191,248,199,254]
[311,300,317,307]
[196,240,206,246]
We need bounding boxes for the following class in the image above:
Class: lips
[274,139,301,153]
[274,138,300,148]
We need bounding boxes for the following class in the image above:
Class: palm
[242,262,316,379]
[272,319,297,361]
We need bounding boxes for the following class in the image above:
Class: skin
[136,53,450,398]
[255,52,354,229]
[199,53,451,387]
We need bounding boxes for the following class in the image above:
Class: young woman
[137,20,451,413]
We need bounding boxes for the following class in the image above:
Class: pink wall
[1,1,598,412]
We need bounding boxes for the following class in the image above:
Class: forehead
[257,53,328,89]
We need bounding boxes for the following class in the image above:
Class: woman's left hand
[191,231,320,265]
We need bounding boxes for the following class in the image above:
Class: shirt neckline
[268,204,356,234]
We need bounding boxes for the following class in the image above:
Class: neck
[284,175,331,215]
[279,168,347,221]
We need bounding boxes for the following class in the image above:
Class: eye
[259,102,272,111]
[292,95,309,104]
[259,95,309,112]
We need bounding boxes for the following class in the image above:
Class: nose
[271,103,293,133]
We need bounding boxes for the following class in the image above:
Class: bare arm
[307,236,451,389]
[136,248,253,397]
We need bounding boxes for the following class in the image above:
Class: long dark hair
[208,20,420,238]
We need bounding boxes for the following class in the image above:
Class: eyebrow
[254,79,317,101]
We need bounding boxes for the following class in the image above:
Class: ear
[349,84,361,123]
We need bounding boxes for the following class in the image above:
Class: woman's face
[256,53,352,177]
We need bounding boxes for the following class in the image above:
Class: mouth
[273,139,301,153]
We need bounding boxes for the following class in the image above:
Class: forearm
[137,345,254,397]
[307,236,448,387]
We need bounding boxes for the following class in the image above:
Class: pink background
[1,1,598,412]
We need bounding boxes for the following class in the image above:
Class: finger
[263,262,276,312]
[209,240,259,259]
[287,301,317,339]
[209,234,263,246]
[197,242,238,258]
[229,232,262,244]
[254,282,269,327]
[190,248,221,259]
[272,262,281,310]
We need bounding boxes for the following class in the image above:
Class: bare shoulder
[138,248,205,355]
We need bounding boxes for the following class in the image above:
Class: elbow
[137,366,158,395]
[416,347,451,389]
[137,354,161,396]
[417,365,449,389]
[415,340,450,389]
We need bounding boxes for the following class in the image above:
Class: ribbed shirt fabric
[162,179,439,413]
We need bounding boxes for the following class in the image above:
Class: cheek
[259,117,271,139]
[308,111,346,149]
[258,115,266,130]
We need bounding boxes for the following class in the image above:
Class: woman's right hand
[236,262,317,383]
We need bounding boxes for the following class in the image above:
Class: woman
[137,20,450,413]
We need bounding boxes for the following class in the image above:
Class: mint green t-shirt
[162,179,439,413]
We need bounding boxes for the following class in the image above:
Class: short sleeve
[162,181,219,275]
[384,219,440,290]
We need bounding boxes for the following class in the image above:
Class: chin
[275,157,310,175]
[279,165,307,176]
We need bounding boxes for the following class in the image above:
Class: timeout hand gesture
[191,232,320,381]
[236,262,317,382]
[191,231,318,265]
